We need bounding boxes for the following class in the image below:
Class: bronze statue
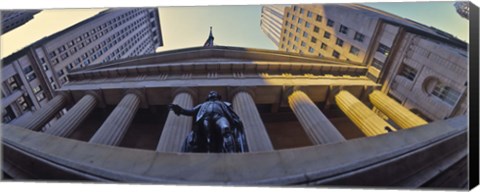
[169,91,248,153]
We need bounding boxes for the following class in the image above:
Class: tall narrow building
[2,8,163,124]
[454,2,469,20]
[260,5,286,47]
[1,10,41,34]
[262,4,468,121]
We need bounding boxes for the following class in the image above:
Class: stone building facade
[265,4,468,121]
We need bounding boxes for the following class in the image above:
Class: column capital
[124,89,148,108]
[172,87,197,103]
[230,87,256,100]
[84,90,106,108]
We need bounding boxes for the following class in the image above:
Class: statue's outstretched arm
[168,104,199,116]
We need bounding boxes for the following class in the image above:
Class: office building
[260,5,286,47]
[454,2,469,20]
[2,8,163,124]
[1,10,40,34]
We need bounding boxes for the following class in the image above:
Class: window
[303,31,308,37]
[377,43,390,56]
[321,43,328,50]
[293,45,297,50]
[316,15,322,22]
[42,64,49,71]
[40,57,46,64]
[57,70,66,78]
[311,37,317,43]
[327,19,334,27]
[293,6,297,11]
[298,18,303,24]
[299,8,304,14]
[332,50,340,58]
[432,84,461,106]
[294,36,299,42]
[308,47,314,53]
[57,45,66,53]
[313,26,320,33]
[336,38,344,47]
[296,27,301,33]
[60,52,69,60]
[285,21,289,26]
[301,41,306,47]
[349,46,360,56]
[22,66,33,74]
[339,25,349,34]
[52,58,60,65]
[371,58,384,69]
[289,32,293,37]
[32,85,42,94]
[36,93,45,102]
[305,21,310,28]
[307,11,313,18]
[49,51,56,58]
[354,32,365,42]
[399,64,417,81]
[67,40,75,47]
[292,15,296,21]
[323,31,331,39]
[26,73,36,82]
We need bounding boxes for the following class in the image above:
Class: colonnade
[9,87,428,152]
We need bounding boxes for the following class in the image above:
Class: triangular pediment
[76,46,362,72]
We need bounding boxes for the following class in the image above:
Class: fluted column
[44,94,97,137]
[10,95,66,131]
[156,92,194,152]
[233,91,274,152]
[89,93,140,146]
[288,90,345,144]
[335,90,395,136]
[369,90,427,129]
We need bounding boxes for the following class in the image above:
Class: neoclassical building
[2,46,467,188]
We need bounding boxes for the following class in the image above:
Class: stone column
[335,90,394,136]
[10,94,66,131]
[89,93,140,146]
[369,90,427,129]
[156,92,194,152]
[233,91,274,152]
[288,90,345,144]
[44,94,97,137]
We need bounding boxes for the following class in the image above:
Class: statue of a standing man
[169,91,248,153]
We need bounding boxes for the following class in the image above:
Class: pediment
[77,46,360,72]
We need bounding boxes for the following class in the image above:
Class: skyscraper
[454,2,469,20]
[1,10,40,34]
[2,8,163,124]
[264,4,468,121]
[260,5,286,47]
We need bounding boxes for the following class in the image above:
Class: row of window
[57,17,151,79]
[48,9,149,63]
[287,7,367,44]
